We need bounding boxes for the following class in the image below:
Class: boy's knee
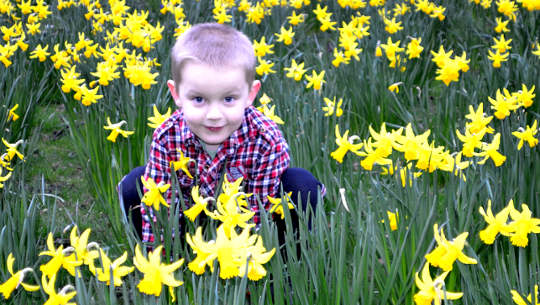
[280,167,323,212]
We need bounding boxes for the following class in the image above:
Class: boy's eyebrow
[185,87,243,96]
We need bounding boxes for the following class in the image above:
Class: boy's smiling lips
[206,126,224,132]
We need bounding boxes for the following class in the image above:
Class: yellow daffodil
[255,57,276,76]
[184,186,213,222]
[79,85,104,106]
[515,84,535,108]
[39,233,82,278]
[259,93,272,106]
[258,104,285,124]
[492,34,512,53]
[322,96,344,117]
[464,103,494,134]
[103,117,134,142]
[0,253,39,299]
[217,175,249,209]
[455,51,470,72]
[134,244,184,297]
[393,123,431,161]
[533,43,540,58]
[388,82,402,93]
[283,59,307,81]
[488,88,520,119]
[456,128,487,157]
[414,263,463,305]
[425,224,477,271]
[386,210,399,231]
[90,249,134,286]
[29,44,49,62]
[207,193,255,238]
[431,45,453,68]
[512,120,538,150]
[238,235,276,281]
[124,60,158,89]
[496,0,518,21]
[1,138,23,162]
[170,148,194,178]
[275,26,294,45]
[7,104,19,121]
[511,285,539,305]
[60,66,84,94]
[140,177,170,211]
[332,48,350,68]
[475,133,506,166]
[383,16,403,34]
[147,104,172,129]
[375,44,383,57]
[494,17,510,33]
[253,36,274,57]
[487,49,509,68]
[330,125,363,163]
[267,192,295,219]
[507,202,540,247]
[69,226,99,267]
[304,69,326,90]
[435,59,461,86]
[478,199,514,244]
[213,226,254,279]
[0,167,12,188]
[90,60,120,86]
[287,10,305,26]
[185,226,218,275]
[406,37,423,59]
[41,273,77,305]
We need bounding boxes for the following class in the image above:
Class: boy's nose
[206,105,223,120]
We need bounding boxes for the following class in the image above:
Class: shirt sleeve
[247,138,290,223]
[141,133,173,244]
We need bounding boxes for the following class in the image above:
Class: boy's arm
[141,135,173,243]
[248,140,290,222]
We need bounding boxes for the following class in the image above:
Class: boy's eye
[224,97,235,103]
[193,97,204,103]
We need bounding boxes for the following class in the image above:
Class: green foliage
[1,0,539,304]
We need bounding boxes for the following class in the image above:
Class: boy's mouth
[206,126,223,132]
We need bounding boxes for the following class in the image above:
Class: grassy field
[0,0,539,304]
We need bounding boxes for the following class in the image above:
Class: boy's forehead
[179,61,252,89]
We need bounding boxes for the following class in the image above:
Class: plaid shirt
[141,106,290,243]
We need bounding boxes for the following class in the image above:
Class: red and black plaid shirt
[141,106,290,243]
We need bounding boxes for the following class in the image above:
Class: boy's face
[168,61,260,151]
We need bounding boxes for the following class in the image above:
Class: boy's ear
[247,80,261,106]
[167,80,181,107]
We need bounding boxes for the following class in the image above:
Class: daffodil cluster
[479,199,540,247]
[488,34,512,68]
[0,138,24,188]
[412,0,446,21]
[0,0,51,67]
[431,45,469,86]
[414,224,476,305]
[183,176,276,281]
[1,226,136,302]
[256,93,284,124]
[23,0,164,107]
[378,37,406,70]
[332,122,470,186]
[488,85,535,119]
[332,13,370,68]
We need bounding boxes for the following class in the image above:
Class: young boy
[118,23,324,244]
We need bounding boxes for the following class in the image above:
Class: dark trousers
[118,166,323,245]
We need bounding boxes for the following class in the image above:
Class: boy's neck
[200,141,218,158]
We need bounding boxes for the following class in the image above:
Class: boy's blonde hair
[170,23,256,90]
